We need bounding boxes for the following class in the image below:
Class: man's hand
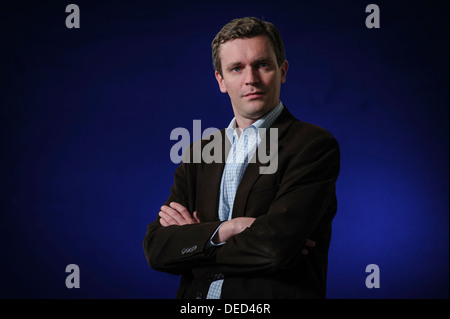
[159,202,200,227]
[213,217,256,243]
[301,239,316,255]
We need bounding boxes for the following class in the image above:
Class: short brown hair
[211,17,286,76]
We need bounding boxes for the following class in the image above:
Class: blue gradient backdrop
[0,0,448,298]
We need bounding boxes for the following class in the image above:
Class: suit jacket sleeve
[142,158,223,275]
[211,133,340,277]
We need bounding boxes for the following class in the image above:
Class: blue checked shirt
[206,102,283,299]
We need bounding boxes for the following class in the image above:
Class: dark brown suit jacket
[143,106,340,299]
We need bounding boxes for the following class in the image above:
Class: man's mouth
[244,91,264,99]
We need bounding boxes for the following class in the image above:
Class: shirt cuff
[204,222,226,249]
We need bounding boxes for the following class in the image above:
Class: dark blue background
[0,0,448,298]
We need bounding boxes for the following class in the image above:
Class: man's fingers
[158,211,178,227]
[159,215,170,227]
[193,211,200,223]
[169,202,192,221]
[305,239,316,248]
[161,205,185,224]
[301,239,316,255]
[160,203,198,225]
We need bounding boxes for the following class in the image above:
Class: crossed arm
[144,133,340,275]
[159,201,316,254]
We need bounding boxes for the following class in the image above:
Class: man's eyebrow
[226,57,274,70]
[226,61,242,70]
[253,57,272,63]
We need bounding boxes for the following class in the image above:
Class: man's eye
[259,63,268,68]
[232,67,241,72]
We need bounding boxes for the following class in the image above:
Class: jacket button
[196,292,202,299]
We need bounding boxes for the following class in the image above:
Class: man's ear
[280,60,289,84]
[215,71,228,93]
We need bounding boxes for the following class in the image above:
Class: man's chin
[243,101,274,118]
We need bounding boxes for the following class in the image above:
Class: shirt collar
[225,101,284,143]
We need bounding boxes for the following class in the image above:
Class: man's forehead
[219,36,276,62]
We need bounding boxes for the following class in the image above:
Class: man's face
[215,35,288,128]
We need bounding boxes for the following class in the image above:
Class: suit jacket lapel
[198,129,229,222]
[231,106,296,218]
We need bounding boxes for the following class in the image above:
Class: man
[143,17,340,299]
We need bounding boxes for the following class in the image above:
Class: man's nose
[244,67,259,85]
